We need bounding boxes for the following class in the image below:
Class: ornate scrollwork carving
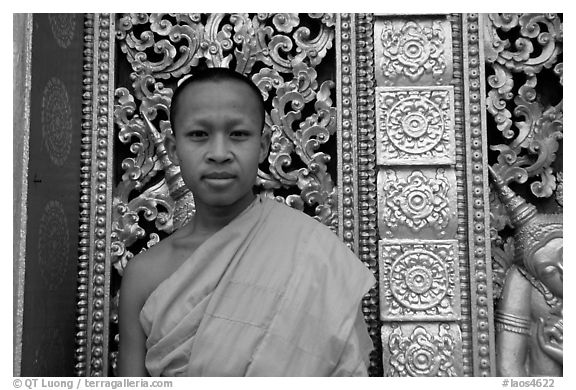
[484,13,563,195]
[386,323,459,376]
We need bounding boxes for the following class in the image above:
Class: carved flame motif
[112,14,337,272]
[388,324,457,376]
[380,241,458,319]
[380,20,446,83]
[381,169,450,234]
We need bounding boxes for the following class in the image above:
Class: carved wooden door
[15,12,561,377]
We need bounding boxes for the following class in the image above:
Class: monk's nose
[207,134,232,163]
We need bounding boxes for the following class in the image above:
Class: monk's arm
[118,260,150,377]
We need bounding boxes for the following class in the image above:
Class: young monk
[118,67,375,376]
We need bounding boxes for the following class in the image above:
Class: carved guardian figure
[490,167,563,377]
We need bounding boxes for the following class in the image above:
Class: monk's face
[167,79,269,210]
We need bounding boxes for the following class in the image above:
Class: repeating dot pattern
[449,13,473,377]
[463,13,493,377]
[74,14,114,377]
[89,13,113,377]
[75,14,94,377]
[339,14,357,251]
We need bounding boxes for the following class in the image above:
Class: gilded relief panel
[374,17,453,87]
[381,322,463,376]
[375,86,456,165]
[379,240,460,321]
[377,167,457,239]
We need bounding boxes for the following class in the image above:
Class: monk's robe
[140,195,375,376]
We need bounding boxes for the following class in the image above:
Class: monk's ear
[165,131,180,166]
[259,128,271,163]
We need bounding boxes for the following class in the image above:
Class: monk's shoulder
[266,198,330,233]
[265,198,351,253]
[121,234,178,300]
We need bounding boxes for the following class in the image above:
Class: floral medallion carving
[380,20,446,83]
[383,323,461,376]
[379,240,460,320]
[376,86,455,165]
[378,168,455,238]
[374,17,453,86]
[41,77,72,166]
[48,14,77,49]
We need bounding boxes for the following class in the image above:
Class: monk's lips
[203,172,236,179]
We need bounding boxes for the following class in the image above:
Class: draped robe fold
[140,196,375,376]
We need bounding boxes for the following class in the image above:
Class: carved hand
[536,317,563,364]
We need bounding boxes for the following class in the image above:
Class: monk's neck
[191,194,255,234]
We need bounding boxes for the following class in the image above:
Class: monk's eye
[230,130,251,140]
[187,130,209,140]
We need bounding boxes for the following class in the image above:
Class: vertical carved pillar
[462,14,496,376]
[75,14,94,376]
[336,13,361,253]
[75,13,116,377]
[354,13,382,376]
[372,14,495,376]
[337,13,382,375]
